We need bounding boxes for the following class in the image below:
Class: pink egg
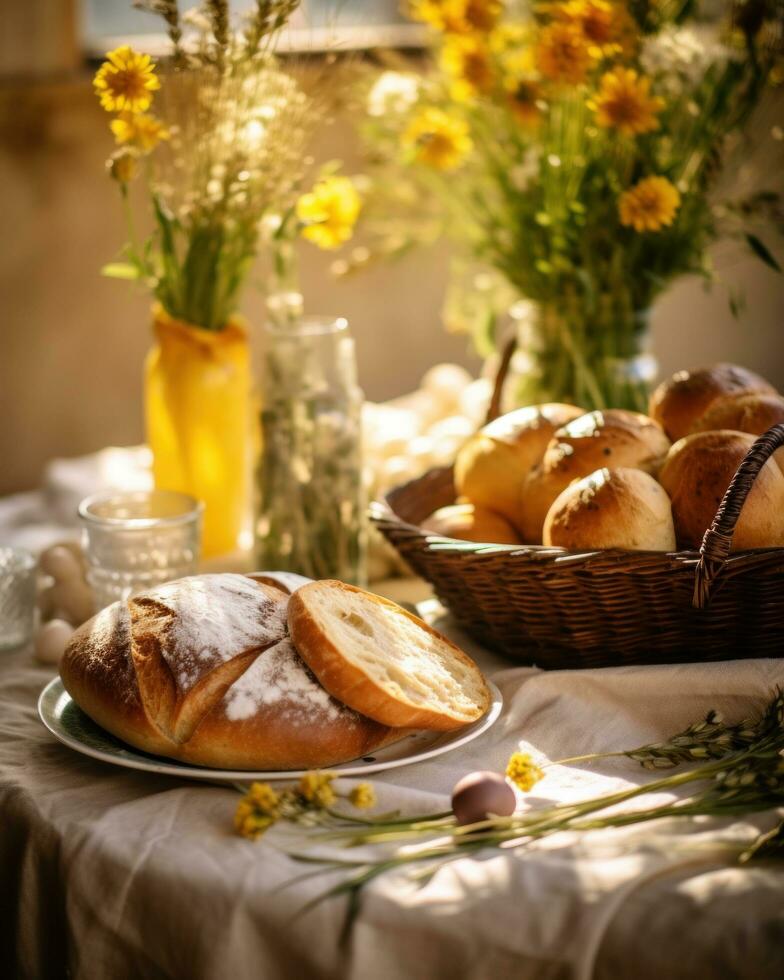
[451,771,516,826]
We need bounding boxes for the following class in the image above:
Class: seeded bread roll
[288,581,491,731]
[519,409,670,544]
[454,403,583,532]
[421,503,522,545]
[649,363,775,442]
[659,430,784,550]
[543,467,677,552]
[60,574,395,770]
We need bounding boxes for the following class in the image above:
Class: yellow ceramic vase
[144,305,251,558]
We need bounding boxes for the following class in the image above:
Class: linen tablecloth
[2,604,783,980]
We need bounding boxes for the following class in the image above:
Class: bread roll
[60,574,395,770]
[690,393,784,475]
[288,581,491,731]
[421,503,521,545]
[649,363,775,441]
[519,409,670,544]
[454,403,583,530]
[247,571,313,595]
[543,467,676,552]
[659,430,784,550]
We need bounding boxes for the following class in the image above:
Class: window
[82,1,419,56]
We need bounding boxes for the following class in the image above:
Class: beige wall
[1,71,782,495]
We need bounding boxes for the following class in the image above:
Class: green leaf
[745,233,782,273]
[101,262,142,280]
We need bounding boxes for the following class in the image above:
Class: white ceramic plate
[38,677,502,782]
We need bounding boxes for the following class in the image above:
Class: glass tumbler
[79,490,203,609]
[0,547,37,651]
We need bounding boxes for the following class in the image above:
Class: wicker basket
[372,423,784,668]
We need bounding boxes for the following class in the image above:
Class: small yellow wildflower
[619,176,681,232]
[536,22,593,86]
[348,783,377,810]
[591,67,664,136]
[247,781,281,816]
[298,772,337,808]
[506,752,545,792]
[505,78,543,127]
[110,112,170,152]
[440,34,495,101]
[403,107,473,171]
[94,45,160,114]
[107,149,139,184]
[234,799,276,840]
[409,0,502,35]
[553,0,636,60]
[296,177,361,251]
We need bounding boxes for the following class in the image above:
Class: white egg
[35,619,75,665]
[421,364,473,409]
[49,580,95,626]
[39,545,83,583]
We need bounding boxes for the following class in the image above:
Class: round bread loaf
[659,430,784,550]
[690,393,784,475]
[60,574,395,770]
[421,503,521,545]
[649,363,775,441]
[519,409,670,544]
[454,403,583,531]
[543,467,677,552]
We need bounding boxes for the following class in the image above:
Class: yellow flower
[619,176,681,232]
[409,0,502,34]
[403,107,473,171]
[296,177,361,251]
[234,799,276,840]
[505,78,543,127]
[107,149,139,184]
[591,67,664,135]
[553,0,636,60]
[110,112,170,152]
[94,45,160,114]
[536,22,593,86]
[247,781,281,816]
[298,772,337,808]
[505,752,544,792]
[348,782,377,810]
[440,34,495,101]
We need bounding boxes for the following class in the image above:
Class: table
[2,603,784,980]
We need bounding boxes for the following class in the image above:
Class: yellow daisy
[619,176,681,232]
[536,22,593,86]
[440,34,495,101]
[348,782,377,809]
[297,771,337,808]
[403,107,473,170]
[94,45,160,114]
[553,0,636,60]
[505,78,543,127]
[296,177,361,251]
[505,752,545,792]
[409,0,502,35]
[592,67,664,135]
[110,112,170,152]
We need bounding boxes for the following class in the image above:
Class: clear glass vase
[254,316,367,584]
[504,297,658,413]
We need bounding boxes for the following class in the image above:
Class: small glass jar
[79,490,203,609]
[254,316,367,584]
[0,547,37,651]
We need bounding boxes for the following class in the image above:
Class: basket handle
[484,334,518,426]
[693,423,784,609]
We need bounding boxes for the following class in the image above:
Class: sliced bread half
[287,581,491,731]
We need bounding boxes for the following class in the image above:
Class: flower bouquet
[356,0,783,410]
[95,1,362,556]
